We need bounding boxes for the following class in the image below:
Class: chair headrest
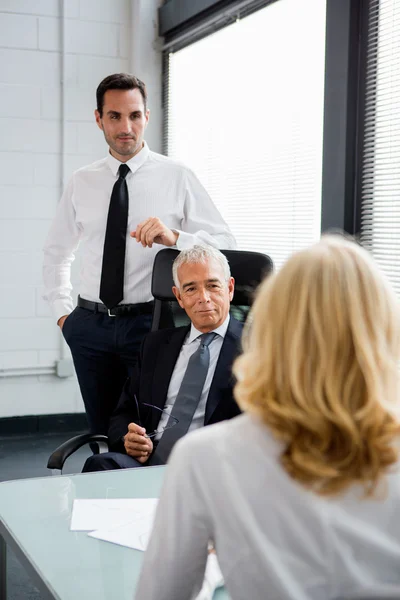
[151,248,273,306]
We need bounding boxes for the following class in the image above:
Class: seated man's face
[172,259,234,332]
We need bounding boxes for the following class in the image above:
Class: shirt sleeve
[175,168,237,251]
[42,176,81,322]
[134,436,211,600]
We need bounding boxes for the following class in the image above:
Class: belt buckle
[108,308,117,317]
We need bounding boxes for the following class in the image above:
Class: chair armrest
[47,433,109,471]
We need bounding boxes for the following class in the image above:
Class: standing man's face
[95,88,149,162]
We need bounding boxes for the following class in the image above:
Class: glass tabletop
[0,467,229,600]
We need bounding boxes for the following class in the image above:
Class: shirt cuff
[52,299,74,324]
[174,229,195,250]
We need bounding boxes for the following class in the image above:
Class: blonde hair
[234,235,400,496]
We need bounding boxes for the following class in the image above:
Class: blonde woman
[135,236,400,600]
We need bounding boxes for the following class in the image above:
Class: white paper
[70,498,158,532]
[89,520,224,598]
[71,498,224,599]
[195,554,224,600]
[88,508,157,551]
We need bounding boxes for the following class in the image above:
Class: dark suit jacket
[108,317,243,452]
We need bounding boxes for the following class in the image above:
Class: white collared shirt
[43,143,236,321]
[155,315,230,440]
[136,413,400,600]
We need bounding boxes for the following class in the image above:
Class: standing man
[43,73,235,435]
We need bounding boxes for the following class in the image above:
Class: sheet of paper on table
[70,498,158,534]
[70,498,224,599]
[88,514,157,551]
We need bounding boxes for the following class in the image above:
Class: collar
[187,314,231,345]
[106,141,150,177]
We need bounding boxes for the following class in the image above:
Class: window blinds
[360,0,400,292]
[164,0,326,269]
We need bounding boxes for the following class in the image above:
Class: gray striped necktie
[149,331,218,465]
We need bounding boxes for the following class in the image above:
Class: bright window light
[360,0,400,293]
[166,0,327,268]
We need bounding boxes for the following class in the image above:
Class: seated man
[83,245,243,472]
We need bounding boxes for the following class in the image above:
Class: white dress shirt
[43,143,236,321]
[135,413,400,600]
[155,316,230,441]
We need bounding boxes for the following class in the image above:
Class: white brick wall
[0,376,83,418]
[0,0,163,418]
[0,13,38,49]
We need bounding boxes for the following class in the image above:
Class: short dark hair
[96,73,147,117]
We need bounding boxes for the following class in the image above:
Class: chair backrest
[150,248,274,331]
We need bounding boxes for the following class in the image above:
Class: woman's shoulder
[170,413,283,468]
[175,413,257,446]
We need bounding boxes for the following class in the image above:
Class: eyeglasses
[133,394,179,439]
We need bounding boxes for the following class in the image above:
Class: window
[165,0,327,268]
[360,0,400,293]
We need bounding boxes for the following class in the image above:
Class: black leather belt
[77,295,154,318]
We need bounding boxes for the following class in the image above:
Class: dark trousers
[82,451,143,472]
[62,307,152,434]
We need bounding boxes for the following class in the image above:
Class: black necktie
[149,332,218,465]
[99,163,130,310]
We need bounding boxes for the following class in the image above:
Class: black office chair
[151,248,273,329]
[47,248,273,472]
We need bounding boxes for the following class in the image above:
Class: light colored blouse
[135,413,400,600]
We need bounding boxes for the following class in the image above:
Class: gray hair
[172,245,231,288]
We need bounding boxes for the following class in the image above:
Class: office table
[0,467,229,600]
